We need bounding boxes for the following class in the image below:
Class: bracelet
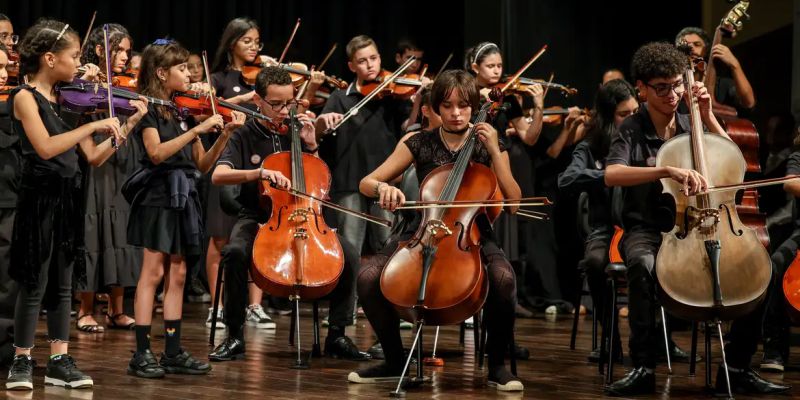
[306,145,318,152]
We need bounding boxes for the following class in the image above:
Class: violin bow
[325,56,417,135]
[80,11,97,54]
[277,18,301,65]
[268,185,393,227]
[317,43,337,71]
[102,24,120,149]
[435,52,453,78]
[541,72,555,100]
[501,44,547,94]
[200,50,218,117]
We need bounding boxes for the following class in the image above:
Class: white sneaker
[206,307,226,329]
[246,304,277,329]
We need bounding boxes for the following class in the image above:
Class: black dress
[126,106,203,257]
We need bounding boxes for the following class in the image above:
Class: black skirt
[128,204,203,257]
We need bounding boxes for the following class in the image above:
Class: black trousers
[221,210,359,340]
[358,239,516,370]
[762,229,800,358]
[622,229,762,369]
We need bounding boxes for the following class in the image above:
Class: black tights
[358,241,517,371]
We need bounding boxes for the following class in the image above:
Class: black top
[0,100,20,207]
[136,105,196,170]
[677,76,750,118]
[605,103,692,231]
[401,128,506,239]
[217,119,312,213]
[319,82,410,194]
[558,140,612,240]
[482,94,522,150]
[211,70,257,112]
[9,85,79,178]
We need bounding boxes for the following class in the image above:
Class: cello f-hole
[720,204,744,237]
[269,205,288,231]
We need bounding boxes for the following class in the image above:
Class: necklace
[439,127,466,156]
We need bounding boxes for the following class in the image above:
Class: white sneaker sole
[488,379,524,392]
[247,320,276,329]
[206,321,227,329]
[44,376,94,389]
[6,380,33,390]
[347,371,402,384]
[760,363,785,372]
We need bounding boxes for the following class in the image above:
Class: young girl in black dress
[6,19,124,390]
[126,38,244,379]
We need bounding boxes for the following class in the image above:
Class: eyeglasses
[644,80,686,98]
[0,33,18,45]
[238,38,263,51]
[264,100,300,111]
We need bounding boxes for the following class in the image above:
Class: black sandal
[105,313,135,330]
[76,314,105,333]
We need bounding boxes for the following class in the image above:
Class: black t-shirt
[319,83,410,194]
[9,85,79,178]
[558,140,612,238]
[0,100,20,207]
[605,103,692,231]
[211,70,257,112]
[135,105,196,170]
[217,119,312,213]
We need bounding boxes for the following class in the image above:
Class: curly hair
[137,39,189,119]
[80,24,132,72]
[254,66,292,97]
[630,42,688,84]
[17,19,79,77]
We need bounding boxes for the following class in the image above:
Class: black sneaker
[44,354,93,389]
[760,348,785,373]
[6,355,34,390]
[127,349,165,379]
[347,362,404,383]
[159,349,212,375]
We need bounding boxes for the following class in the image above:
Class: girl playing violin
[74,23,148,335]
[0,42,19,350]
[351,70,524,392]
[209,17,274,329]
[5,19,124,390]
[187,53,204,84]
[125,38,244,379]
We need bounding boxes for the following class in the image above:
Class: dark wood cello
[702,1,770,247]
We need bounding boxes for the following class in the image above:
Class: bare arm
[490,150,522,213]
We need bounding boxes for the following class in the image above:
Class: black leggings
[358,240,516,370]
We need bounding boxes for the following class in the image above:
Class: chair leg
[459,321,466,346]
[606,278,619,385]
[689,321,698,376]
[591,300,598,351]
[660,307,672,375]
[570,272,584,350]
[510,331,517,376]
[478,313,487,369]
[312,301,321,357]
[209,260,225,345]
[473,311,480,361]
[599,278,611,376]
[289,301,296,346]
[704,322,712,389]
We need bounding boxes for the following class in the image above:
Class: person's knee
[356,263,383,300]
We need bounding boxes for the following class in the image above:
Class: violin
[359,70,425,100]
[0,86,12,102]
[380,99,501,326]
[241,60,347,90]
[539,106,589,125]
[6,50,18,84]
[653,52,771,322]
[495,76,577,97]
[172,90,288,131]
[57,78,174,117]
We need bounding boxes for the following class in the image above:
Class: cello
[654,50,772,398]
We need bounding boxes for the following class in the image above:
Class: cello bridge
[686,207,720,233]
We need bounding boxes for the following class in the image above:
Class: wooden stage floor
[6,302,796,399]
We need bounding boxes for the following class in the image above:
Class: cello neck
[289,107,306,193]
